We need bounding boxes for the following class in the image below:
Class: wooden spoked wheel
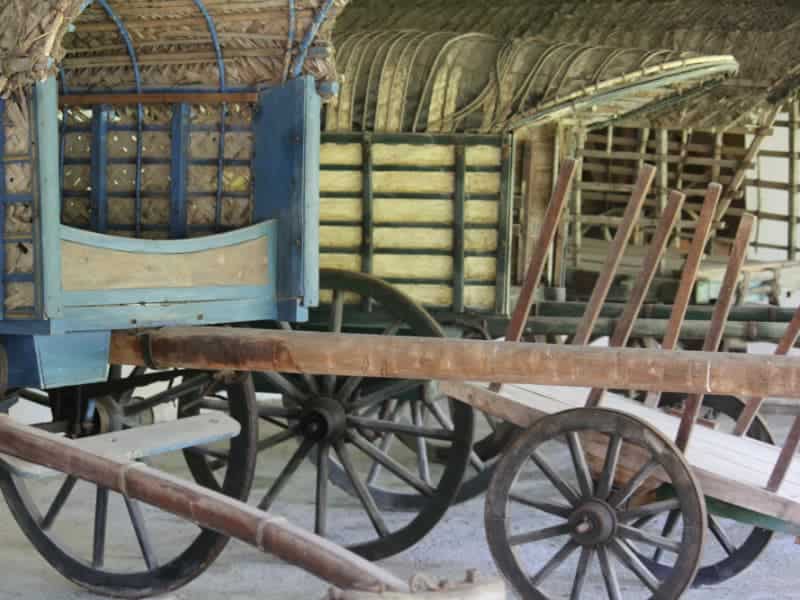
[645,392,774,587]
[250,269,474,561]
[0,371,258,598]
[486,408,705,600]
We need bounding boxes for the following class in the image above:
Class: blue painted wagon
[2,2,800,600]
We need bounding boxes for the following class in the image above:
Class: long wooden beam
[110,328,800,399]
[0,416,406,593]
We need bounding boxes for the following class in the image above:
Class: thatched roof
[1,0,349,97]
[327,30,737,133]
[336,0,800,128]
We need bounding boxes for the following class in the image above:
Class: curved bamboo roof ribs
[336,0,800,128]
[327,30,737,133]
[1,0,349,97]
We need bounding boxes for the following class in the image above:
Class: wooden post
[572,128,587,268]
[644,185,721,407]
[489,159,578,393]
[572,165,656,346]
[585,191,684,408]
[790,100,799,261]
[733,304,800,436]
[109,327,800,399]
[674,215,755,451]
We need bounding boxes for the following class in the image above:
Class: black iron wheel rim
[641,392,775,587]
[485,408,706,600]
[251,268,474,561]
[0,372,258,598]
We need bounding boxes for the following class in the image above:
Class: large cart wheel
[643,392,775,587]
[251,268,474,561]
[486,408,705,600]
[0,371,258,598]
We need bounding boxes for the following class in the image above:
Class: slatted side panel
[61,102,255,239]
[319,133,511,314]
[2,98,38,319]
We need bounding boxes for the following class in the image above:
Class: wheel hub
[300,396,347,442]
[568,500,617,546]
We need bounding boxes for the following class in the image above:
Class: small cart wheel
[0,372,258,598]
[486,408,705,600]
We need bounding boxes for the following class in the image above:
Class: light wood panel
[61,237,269,291]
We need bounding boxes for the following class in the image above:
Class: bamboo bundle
[327,31,737,133]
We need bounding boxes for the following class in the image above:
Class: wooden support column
[361,135,374,278]
[572,166,656,345]
[656,129,670,270]
[586,191,684,407]
[571,128,586,269]
[110,327,800,399]
[674,214,755,451]
[734,305,800,436]
[790,100,799,261]
[634,127,651,246]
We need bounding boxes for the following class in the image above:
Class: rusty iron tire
[485,408,705,600]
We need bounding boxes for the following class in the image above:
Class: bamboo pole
[0,416,407,594]
[60,92,259,107]
[109,327,800,399]
[585,190,684,408]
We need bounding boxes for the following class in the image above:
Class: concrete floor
[0,408,798,599]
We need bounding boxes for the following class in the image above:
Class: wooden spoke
[597,545,621,600]
[530,450,580,506]
[350,380,425,412]
[618,524,682,554]
[595,433,623,501]
[125,497,158,570]
[259,372,306,402]
[315,443,330,537]
[346,415,454,441]
[618,498,680,522]
[608,459,658,508]
[185,446,229,461]
[257,438,315,511]
[278,322,321,395]
[529,541,578,587]
[708,514,738,556]
[41,476,78,531]
[508,524,571,547]
[256,423,302,453]
[610,539,660,592]
[412,402,431,484]
[126,374,211,416]
[349,433,435,496]
[652,509,680,563]
[508,494,572,518]
[566,432,593,498]
[571,548,594,600]
[92,487,109,568]
[334,440,389,538]
[323,290,346,394]
[365,431,394,485]
[256,405,302,420]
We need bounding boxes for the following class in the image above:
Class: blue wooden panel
[2,332,110,388]
[90,105,109,232]
[253,77,320,323]
[170,103,191,238]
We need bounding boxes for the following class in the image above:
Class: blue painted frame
[254,76,321,321]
